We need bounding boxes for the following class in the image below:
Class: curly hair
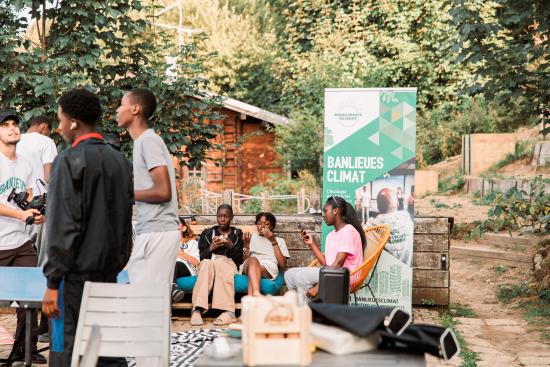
[127,88,157,119]
[255,212,277,230]
[58,89,101,125]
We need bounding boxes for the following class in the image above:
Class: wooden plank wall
[194,214,450,305]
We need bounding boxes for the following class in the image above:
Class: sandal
[190,310,204,326]
[213,311,238,326]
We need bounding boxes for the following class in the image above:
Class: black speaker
[317,266,350,304]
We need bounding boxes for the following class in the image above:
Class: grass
[522,298,550,324]
[497,281,532,303]
[438,310,479,367]
[448,303,477,318]
[421,298,436,306]
[472,191,499,206]
[496,282,550,341]
[542,330,550,345]
[511,244,522,252]
[493,265,509,275]
[439,173,465,194]
[451,222,479,240]
[480,141,531,179]
[429,198,463,209]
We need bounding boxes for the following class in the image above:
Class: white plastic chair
[71,282,170,367]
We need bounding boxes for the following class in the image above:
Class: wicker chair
[309,225,391,307]
[350,225,391,306]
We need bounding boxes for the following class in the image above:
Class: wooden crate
[412,217,450,305]
[192,214,451,306]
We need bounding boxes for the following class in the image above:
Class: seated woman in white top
[241,212,289,296]
[172,217,200,302]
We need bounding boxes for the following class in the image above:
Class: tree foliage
[451,0,549,121]
[157,0,282,112]
[263,0,468,175]
[0,0,221,166]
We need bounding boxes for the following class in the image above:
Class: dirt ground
[417,247,550,367]
[415,194,491,224]
[497,157,550,179]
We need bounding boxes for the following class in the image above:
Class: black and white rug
[127,329,222,367]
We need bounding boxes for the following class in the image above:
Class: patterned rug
[127,329,222,367]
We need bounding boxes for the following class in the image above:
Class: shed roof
[201,91,291,125]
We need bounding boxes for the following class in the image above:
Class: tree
[451,0,549,122]
[156,0,283,112]
[263,0,467,179]
[0,0,221,166]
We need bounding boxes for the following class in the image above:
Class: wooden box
[241,292,312,366]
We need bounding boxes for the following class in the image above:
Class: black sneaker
[171,284,185,303]
[10,351,48,364]
[38,332,50,344]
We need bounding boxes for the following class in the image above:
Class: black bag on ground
[310,304,459,361]
[378,324,460,361]
[317,266,349,304]
[309,303,411,337]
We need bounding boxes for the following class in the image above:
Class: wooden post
[232,195,239,214]
[261,192,270,211]
[201,194,207,214]
[297,188,305,213]
[223,189,233,206]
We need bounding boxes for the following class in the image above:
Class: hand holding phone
[211,236,227,251]
[300,228,314,247]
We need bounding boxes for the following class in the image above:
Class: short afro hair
[58,89,101,125]
[127,88,157,119]
[255,212,277,230]
[28,115,52,129]
[217,204,234,216]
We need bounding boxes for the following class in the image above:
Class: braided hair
[326,196,367,250]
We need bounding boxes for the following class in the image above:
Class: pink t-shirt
[324,224,364,271]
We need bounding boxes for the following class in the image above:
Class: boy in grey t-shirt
[116,89,179,365]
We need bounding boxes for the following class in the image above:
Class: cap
[0,112,19,125]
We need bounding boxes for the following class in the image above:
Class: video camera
[7,188,46,225]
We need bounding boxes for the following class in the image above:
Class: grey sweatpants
[284,267,320,293]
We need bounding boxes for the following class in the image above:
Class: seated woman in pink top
[284,196,366,299]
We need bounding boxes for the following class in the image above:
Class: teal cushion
[176,273,284,295]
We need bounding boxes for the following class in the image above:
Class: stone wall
[415,170,439,195]
[462,133,516,175]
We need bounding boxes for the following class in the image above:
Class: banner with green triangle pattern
[323,88,416,313]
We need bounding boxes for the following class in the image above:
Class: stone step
[451,243,532,268]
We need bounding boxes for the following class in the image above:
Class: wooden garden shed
[175,96,290,194]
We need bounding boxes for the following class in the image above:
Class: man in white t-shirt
[0,112,47,364]
[16,115,58,344]
[16,115,57,265]
[361,185,370,224]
